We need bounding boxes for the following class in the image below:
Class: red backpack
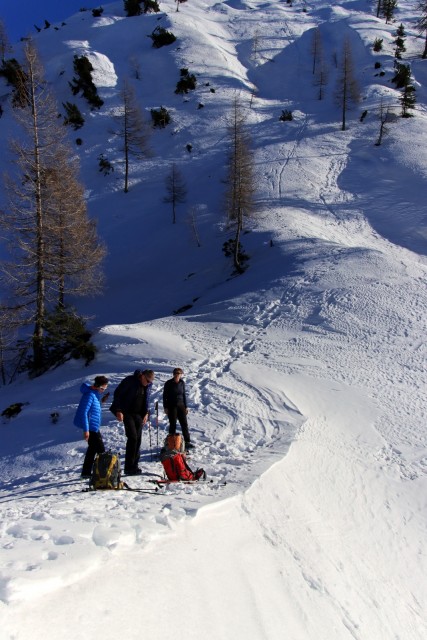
[160,436,206,482]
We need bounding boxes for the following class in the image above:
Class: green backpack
[90,452,124,490]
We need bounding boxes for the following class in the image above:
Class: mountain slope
[0,1,426,639]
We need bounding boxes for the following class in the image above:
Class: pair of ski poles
[147,401,160,461]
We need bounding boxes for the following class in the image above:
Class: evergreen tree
[383,0,398,23]
[62,101,85,129]
[41,304,97,369]
[394,24,406,59]
[0,57,29,107]
[391,62,411,88]
[124,0,143,16]
[70,55,103,109]
[400,83,416,117]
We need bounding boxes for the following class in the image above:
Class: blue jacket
[73,382,103,432]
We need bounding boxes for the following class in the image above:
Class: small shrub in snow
[151,106,171,128]
[124,0,143,15]
[63,101,85,129]
[373,38,383,52]
[222,239,249,271]
[0,58,29,108]
[124,0,159,14]
[175,68,197,94]
[149,26,177,48]
[143,0,160,12]
[98,154,114,175]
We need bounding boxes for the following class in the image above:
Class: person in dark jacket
[163,368,194,449]
[73,375,109,478]
[111,369,155,475]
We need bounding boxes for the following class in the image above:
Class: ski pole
[155,401,159,452]
[148,418,153,461]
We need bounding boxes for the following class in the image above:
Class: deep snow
[0,1,426,639]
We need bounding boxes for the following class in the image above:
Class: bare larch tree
[164,163,187,224]
[335,38,360,131]
[225,95,256,274]
[0,41,104,371]
[115,79,151,193]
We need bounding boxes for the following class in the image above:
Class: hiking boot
[185,442,195,450]
[81,474,91,479]
[126,467,142,476]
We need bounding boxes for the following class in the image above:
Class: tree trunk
[27,47,46,370]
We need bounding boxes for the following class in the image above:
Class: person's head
[140,369,155,386]
[93,375,109,391]
[173,367,183,379]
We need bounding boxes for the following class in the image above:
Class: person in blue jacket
[74,375,109,478]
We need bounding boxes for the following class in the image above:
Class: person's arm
[113,378,129,421]
[163,381,169,413]
[142,383,152,424]
[182,380,188,410]
[80,394,94,438]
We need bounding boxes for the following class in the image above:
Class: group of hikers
[73,367,194,478]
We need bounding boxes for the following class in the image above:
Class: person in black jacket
[110,369,155,475]
[163,367,194,450]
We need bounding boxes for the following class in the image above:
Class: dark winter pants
[168,404,190,443]
[123,414,143,472]
[82,431,105,476]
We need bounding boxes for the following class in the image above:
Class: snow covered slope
[0,1,426,638]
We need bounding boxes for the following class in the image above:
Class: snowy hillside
[1,1,426,639]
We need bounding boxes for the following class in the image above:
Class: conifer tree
[400,82,416,117]
[0,19,12,63]
[164,163,187,224]
[383,0,397,24]
[311,28,323,75]
[224,96,256,274]
[42,149,106,308]
[375,98,390,146]
[124,0,143,16]
[394,24,406,59]
[335,39,360,131]
[115,80,151,193]
[416,0,427,58]
[391,62,411,88]
[0,42,104,373]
